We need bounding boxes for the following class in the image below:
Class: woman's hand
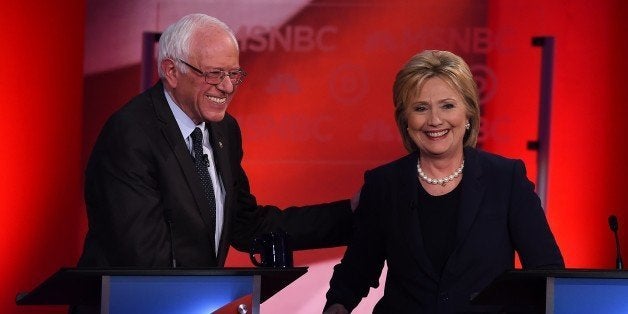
[323,303,349,314]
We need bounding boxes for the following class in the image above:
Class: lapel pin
[218,141,223,148]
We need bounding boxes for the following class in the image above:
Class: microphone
[164,211,177,268]
[608,215,623,270]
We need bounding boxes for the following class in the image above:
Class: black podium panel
[472,269,628,314]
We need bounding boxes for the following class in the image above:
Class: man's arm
[221,116,353,252]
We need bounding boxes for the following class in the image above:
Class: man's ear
[161,58,178,88]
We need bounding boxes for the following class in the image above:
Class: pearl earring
[465,122,470,130]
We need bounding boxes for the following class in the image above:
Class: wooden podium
[16,267,307,314]
[471,269,628,314]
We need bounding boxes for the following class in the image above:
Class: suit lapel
[454,147,485,251]
[396,153,440,281]
[208,121,234,265]
[150,83,216,237]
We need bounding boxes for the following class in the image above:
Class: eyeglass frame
[176,58,247,85]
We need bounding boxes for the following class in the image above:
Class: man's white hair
[157,14,238,78]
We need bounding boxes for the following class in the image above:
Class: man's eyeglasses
[177,59,247,85]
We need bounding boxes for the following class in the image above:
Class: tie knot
[192,127,203,144]
[192,127,204,149]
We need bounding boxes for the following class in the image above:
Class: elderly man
[77,13,352,269]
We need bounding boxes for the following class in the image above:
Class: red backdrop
[1,1,85,313]
[1,1,627,313]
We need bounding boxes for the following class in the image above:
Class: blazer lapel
[151,83,216,234]
[454,147,485,250]
[396,153,440,281]
[208,121,234,265]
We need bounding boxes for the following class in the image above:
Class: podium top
[16,267,307,306]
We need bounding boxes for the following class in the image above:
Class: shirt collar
[163,88,205,139]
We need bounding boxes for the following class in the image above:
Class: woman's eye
[442,103,455,109]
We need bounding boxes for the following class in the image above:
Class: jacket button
[439,292,449,302]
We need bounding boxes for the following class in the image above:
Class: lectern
[16,267,307,314]
[472,269,628,314]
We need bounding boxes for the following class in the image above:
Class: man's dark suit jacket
[326,147,564,313]
[78,81,352,268]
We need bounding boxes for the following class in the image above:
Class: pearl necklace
[417,159,464,186]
